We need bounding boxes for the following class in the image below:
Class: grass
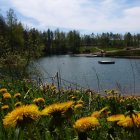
[0,79,140,140]
[106,49,140,57]
[79,47,100,53]
[100,47,124,52]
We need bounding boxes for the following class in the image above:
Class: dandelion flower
[3,93,11,99]
[74,104,83,109]
[3,104,40,128]
[91,111,101,118]
[71,96,77,100]
[1,105,9,110]
[91,106,109,118]
[117,114,140,128]
[0,88,8,93]
[74,117,100,132]
[117,116,134,128]
[14,93,21,98]
[33,98,45,104]
[107,114,125,122]
[41,101,74,116]
[134,113,140,128]
[15,102,22,107]
[61,101,74,111]
[50,85,57,90]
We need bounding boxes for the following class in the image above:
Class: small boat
[98,60,115,64]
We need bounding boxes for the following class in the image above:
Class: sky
[1,0,140,34]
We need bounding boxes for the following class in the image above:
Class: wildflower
[3,93,11,100]
[3,104,40,128]
[14,93,21,98]
[119,99,125,103]
[75,90,80,94]
[74,104,83,109]
[117,116,133,128]
[41,101,74,131]
[117,114,140,128]
[74,117,100,132]
[134,113,140,128]
[91,111,100,118]
[91,106,109,118]
[107,114,125,122]
[15,102,22,107]
[50,85,57,90]
[71,96,77,100]
[41,103,63,116]
[74,99,84,109]
[33,98,45,104]
[0,88,8,93]
[40,83,50,92]
[106,89,118,95]
[41,101,74,117]
[1,105,9,110]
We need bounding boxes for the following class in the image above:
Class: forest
[1,9,140,57]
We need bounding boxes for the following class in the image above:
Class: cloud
[2,0,140,33]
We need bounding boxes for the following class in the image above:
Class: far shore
[71,53,140,59]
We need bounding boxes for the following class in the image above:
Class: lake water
[34,55,140,95]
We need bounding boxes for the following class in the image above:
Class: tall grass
[0,79,140,140]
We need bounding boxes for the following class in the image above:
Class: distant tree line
[1,9,140,58]
[81,32,140,48]
[1,9,140,79]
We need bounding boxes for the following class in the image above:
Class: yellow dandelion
[74,104,83,109]
[1,105,9,110]
[119,99,125,103]
[3,92,11,99]
[14,93,21,98]
[91,111,100,118]
[117,114,140,128]
[50,85,57,90]
[135,113,140,128]
[107,114,125,122]
[60,101,74,111]
[41,101,74,116]
[33,98,45,104]
[15,102,22,107]
[74,117,100,132]
[76,90,80,93]
[71,96,77,100]
[91,107,109,118]
[117,116,134,128]
[0,88,8,93]
[3,104,40,128]
[41,103,62,116]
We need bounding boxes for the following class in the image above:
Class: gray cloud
[4,0,140,33]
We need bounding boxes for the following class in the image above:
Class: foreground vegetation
[1,9,140,140]
[0,79,140,140]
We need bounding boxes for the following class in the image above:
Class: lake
[34,55,140,95]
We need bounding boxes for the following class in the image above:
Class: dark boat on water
[98,61,115,64]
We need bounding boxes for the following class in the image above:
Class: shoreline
[71,53,140,59]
